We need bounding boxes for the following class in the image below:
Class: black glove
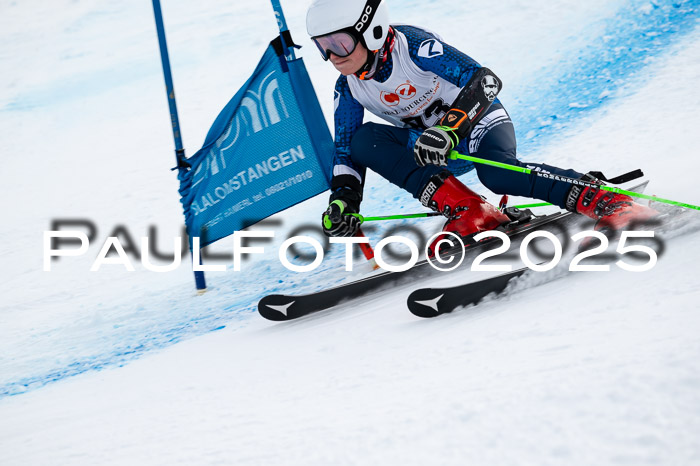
[414,126,459,167]
[322,189,362,237]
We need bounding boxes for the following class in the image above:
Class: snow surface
[1,0,700,464]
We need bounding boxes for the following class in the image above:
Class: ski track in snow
[1,0,700,463]
[0,2,697,395]
[2,0,699,400]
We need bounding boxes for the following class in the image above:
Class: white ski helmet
[306,0,390,51]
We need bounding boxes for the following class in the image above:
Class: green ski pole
[350,212,443,223]
[449,151,700,212]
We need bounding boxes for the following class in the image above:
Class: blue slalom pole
[152,0,207,292]
[270,0,296,60]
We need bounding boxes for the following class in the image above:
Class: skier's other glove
[414,126,459,167]
[322,188,362,237]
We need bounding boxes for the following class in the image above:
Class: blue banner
[179,43,334,247]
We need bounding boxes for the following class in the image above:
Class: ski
[258,209,580,321]
[407,267,529,318]
[407,192,700,319]
[259,181,653,322]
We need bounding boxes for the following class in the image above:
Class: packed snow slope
[1,0,700,464]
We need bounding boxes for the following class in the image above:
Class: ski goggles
[312,30,359,61]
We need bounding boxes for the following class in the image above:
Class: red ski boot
[420,172,510,256]
[565,175,658,230]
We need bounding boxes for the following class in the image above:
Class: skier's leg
[350,122,509,254]
[349,122,441,198]
[468,104,658,228]
[465,103,583,210]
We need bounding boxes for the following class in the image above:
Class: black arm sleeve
[438,68,502,138]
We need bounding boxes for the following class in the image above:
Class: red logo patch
[381,91,400,107]
[380,82,417,107]
[395,83,417,99]
[380,82,418,107]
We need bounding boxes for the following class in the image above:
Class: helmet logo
[355,4,374,32]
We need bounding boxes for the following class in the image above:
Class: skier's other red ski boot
[420,172,510,256]
[567,177,658,231]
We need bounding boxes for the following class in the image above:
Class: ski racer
[306,0,657,254]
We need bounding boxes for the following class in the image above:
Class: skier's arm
[322,76,366,237]
[414,67,503,166]
[331,76,366,195]
[437,67,502,138]
[396,25,487,89]
[396,26,502,164]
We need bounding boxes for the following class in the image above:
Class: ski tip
[258,296,298,321]
[407,290,446,318]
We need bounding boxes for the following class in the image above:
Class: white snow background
[1,0,700,464]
